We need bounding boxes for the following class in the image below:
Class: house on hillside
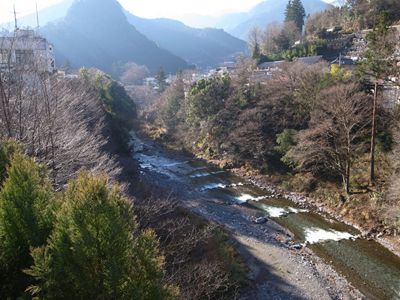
[294,55,323,65]
[253,60,285,82]
[258,60,285,72]
[253,56,324,83]
[327,26,342,33]
[0,29,55,73]
[144,77,157,87]
[330,55,356,73]
[219,61,237,72]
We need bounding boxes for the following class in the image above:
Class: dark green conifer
[0,153,55,298]
[285,0,306,32]
[27,172,177,299]
[0,139,23,184]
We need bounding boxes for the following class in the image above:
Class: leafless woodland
[0,61,120,185]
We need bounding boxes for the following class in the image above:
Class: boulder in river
[251,216,268,224]
[290,244,304,250]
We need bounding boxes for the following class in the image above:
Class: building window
[15,49,34,65]
[0,49,10,64]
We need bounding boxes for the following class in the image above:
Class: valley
[0,0,399,298]
[131,132,400,300]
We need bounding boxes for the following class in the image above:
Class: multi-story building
[0,29,55,73]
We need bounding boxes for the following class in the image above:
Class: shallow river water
[132,136,400,300]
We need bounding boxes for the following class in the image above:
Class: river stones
[251,216,268,224]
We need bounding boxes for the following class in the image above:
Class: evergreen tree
[26,172,176,299]
[357,12,396,184]
[186,75,231,126]
[252,42,261,61]
[0,153,56,298]
[0,139,22,184]
[285,0,306,32]
[161,73,185,130]
[156,67,168,93]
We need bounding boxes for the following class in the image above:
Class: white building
[0,29,55,73]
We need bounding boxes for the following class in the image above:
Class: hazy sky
[1,0,264,24]
[1,0,335,25]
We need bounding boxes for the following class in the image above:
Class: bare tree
[0,41,122,186]
[232,55,256,87]
[247,27,262,60]
[120,62,149,86]
[289,83,371,194]
[262,22,283,55]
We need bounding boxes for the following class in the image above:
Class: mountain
[124,13,247,68]
[216,0,332,39]
[177,14,220,29]
[40,0,189,74]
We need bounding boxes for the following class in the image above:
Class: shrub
[26,172,176,299]
[0,153,56,298]
[0,139,23,184]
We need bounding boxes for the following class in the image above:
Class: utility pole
[13,5,18,31]
[36,2,40,32]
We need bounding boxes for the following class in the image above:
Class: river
[131,134,400,300]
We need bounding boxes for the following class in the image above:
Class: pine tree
[285,0,306,32]
[26,172,177,299]
[0,153,56,298]
[252,42,261,61]
[285,0,295,24]
[156,67,168,93]
[0,139,23,184]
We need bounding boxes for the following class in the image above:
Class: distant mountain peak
[41,0,188,74]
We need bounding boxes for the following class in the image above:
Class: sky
[0,0,336,25]
[0,0,261,24]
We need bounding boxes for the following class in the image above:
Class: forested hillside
[138,0,400,239]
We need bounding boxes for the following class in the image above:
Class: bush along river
[131,133,400,300]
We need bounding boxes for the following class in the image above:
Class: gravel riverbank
[132,136,364,299]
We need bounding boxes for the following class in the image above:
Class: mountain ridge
[40,0,189,74]
[124,12,247,68]
[5,0,247,69]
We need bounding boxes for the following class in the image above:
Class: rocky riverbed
[131,134,365,299]
[232,169,400,258]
